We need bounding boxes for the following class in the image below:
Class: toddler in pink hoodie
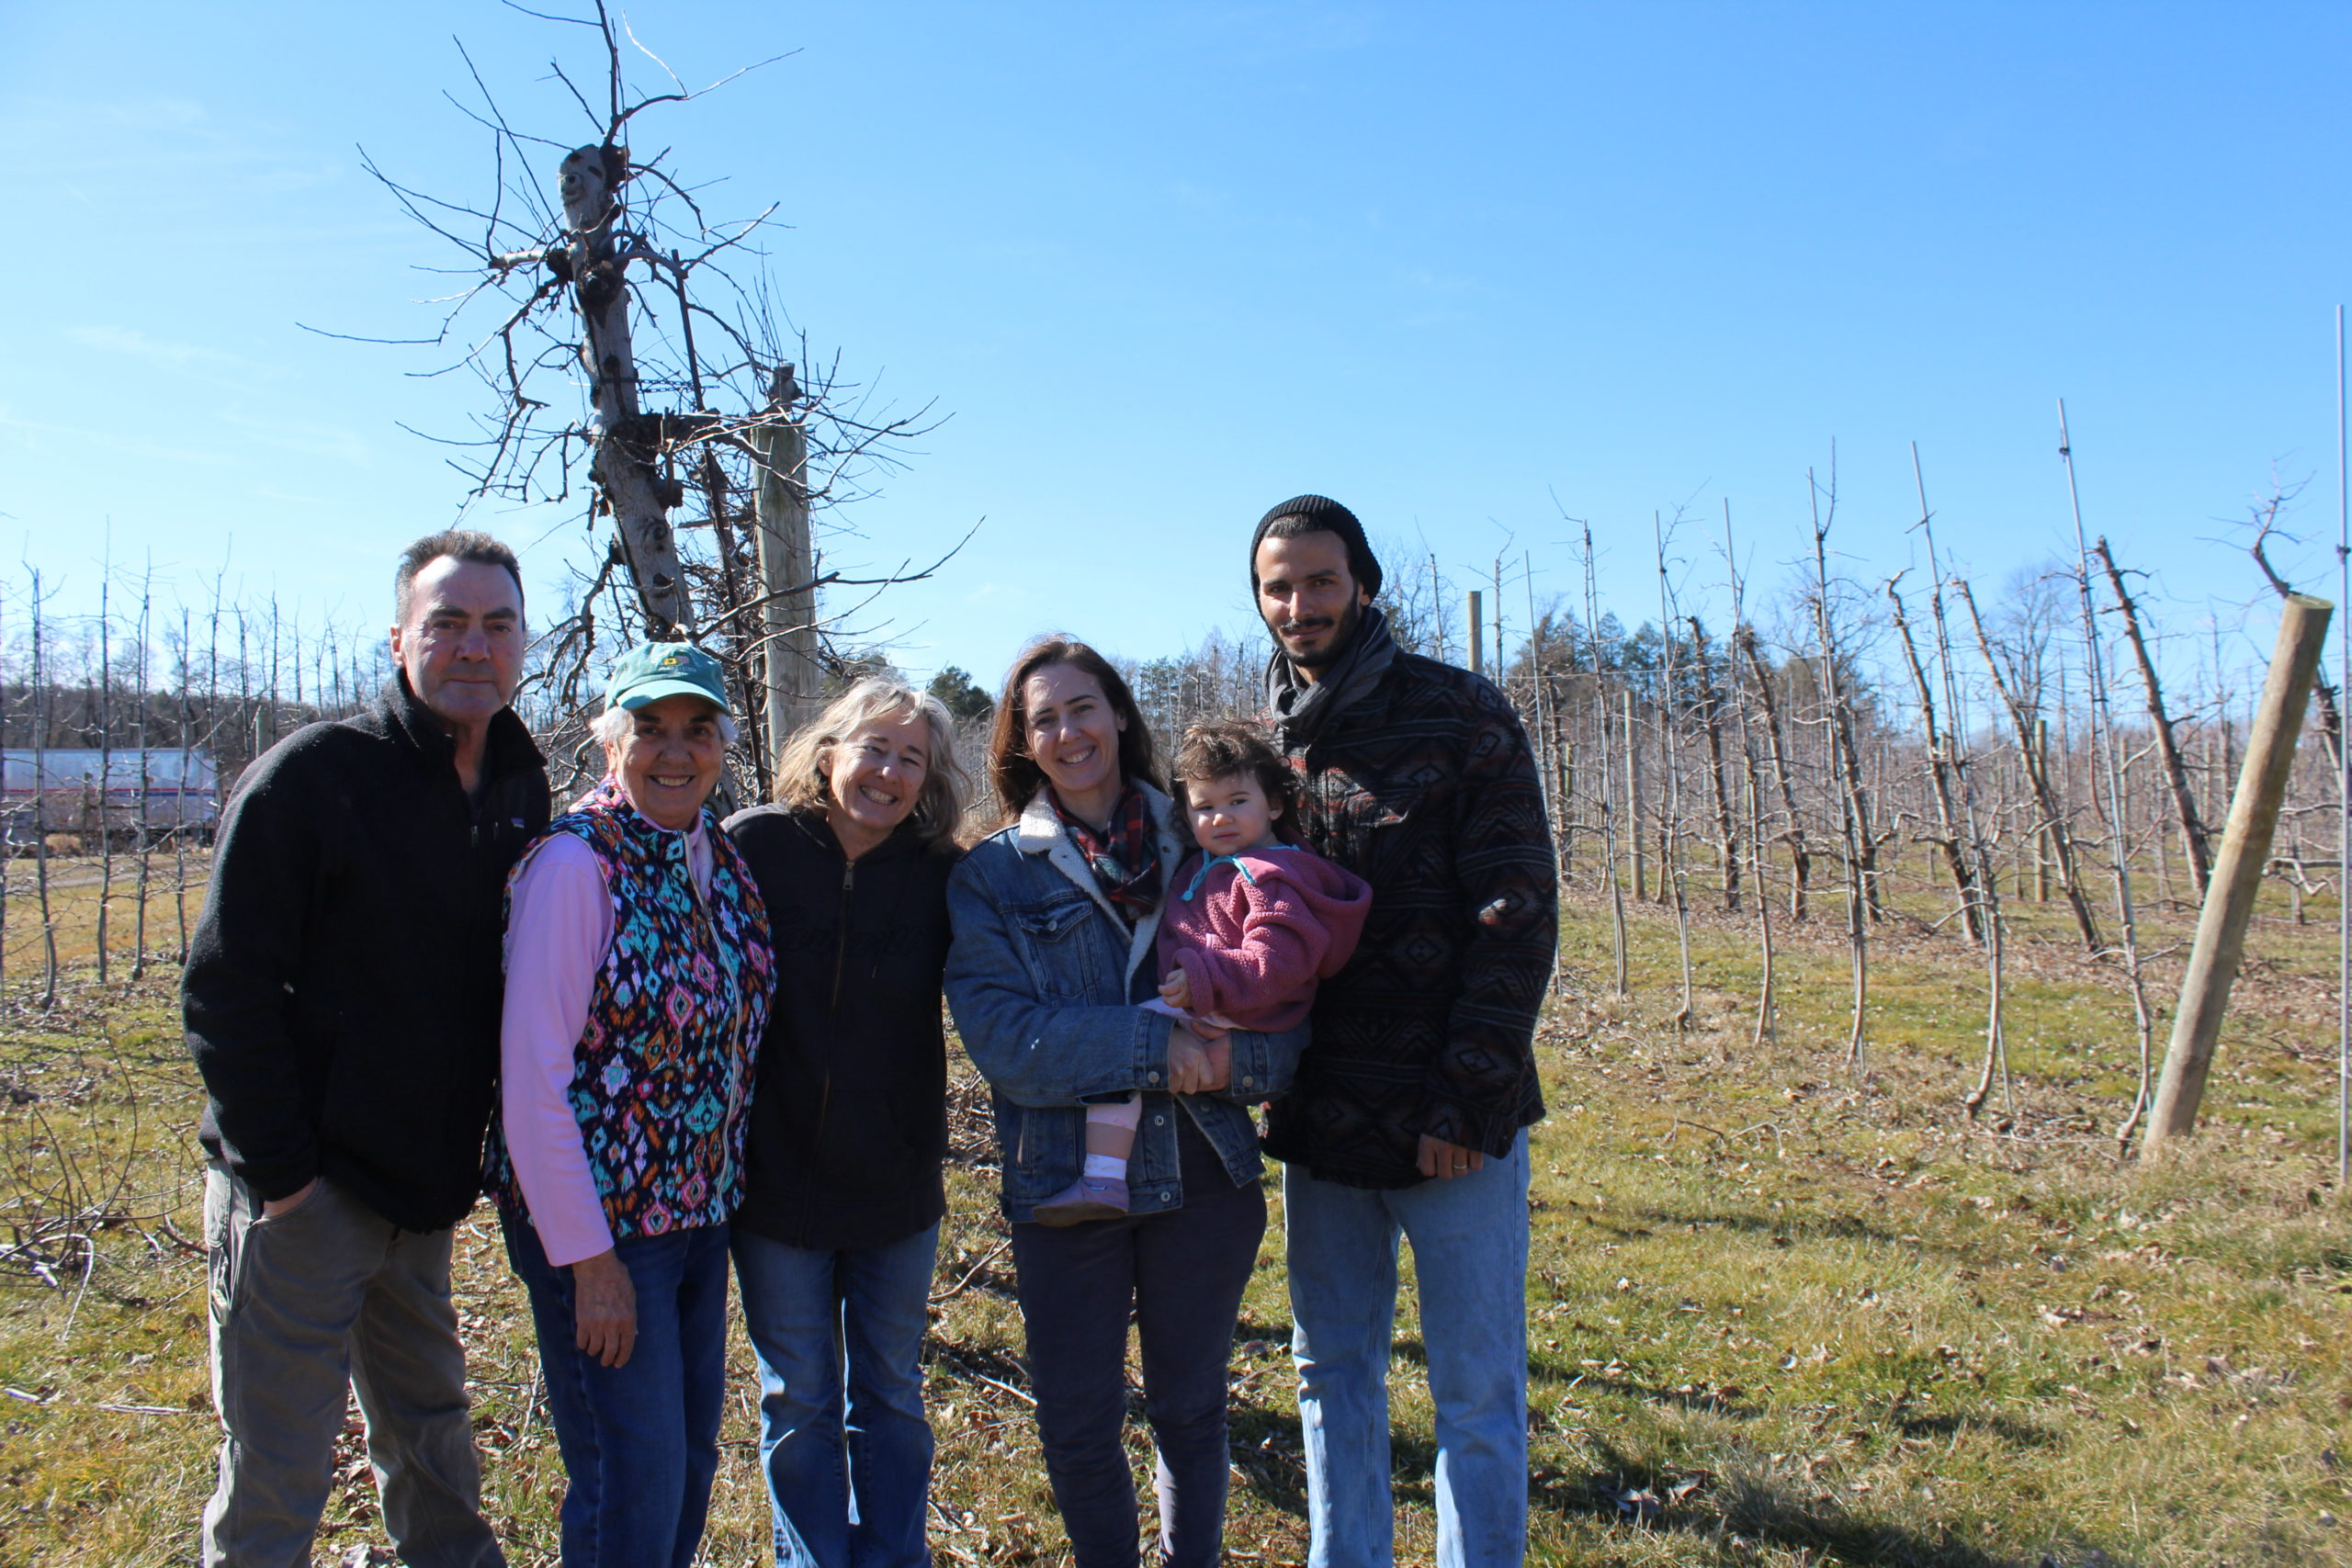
[1034,720,1371,1224]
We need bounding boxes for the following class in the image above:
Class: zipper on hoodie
[815,856,856,1163]
[829,861,856,1013]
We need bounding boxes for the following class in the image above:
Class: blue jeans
[731,1225,940,1568]
[502,1213,731,1568]
[1283,1132,1531,1568]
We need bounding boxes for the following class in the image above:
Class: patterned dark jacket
[1263,652,1557,1189]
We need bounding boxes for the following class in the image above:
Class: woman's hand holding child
[1165,1020,1231,1094]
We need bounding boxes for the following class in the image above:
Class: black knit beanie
[1249,494,1384,599]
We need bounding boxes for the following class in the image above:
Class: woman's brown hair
[1170,719,1302,841]
[986,636,1161,822]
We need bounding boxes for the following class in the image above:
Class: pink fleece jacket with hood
[1154,843,1372,1032]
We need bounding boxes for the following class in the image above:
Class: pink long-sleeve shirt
[501,819,714,1268]
[1154,843,1372,1033]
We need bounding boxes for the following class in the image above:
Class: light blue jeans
[730,1224,940,1568]
[1283,1133,1531,1568]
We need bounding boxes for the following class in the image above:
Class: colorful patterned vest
[489,779,775,1241]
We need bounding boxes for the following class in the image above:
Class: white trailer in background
[0,750,220,846]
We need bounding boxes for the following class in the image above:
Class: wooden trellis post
[751,365,822,771]
[2144,594,2335,1154]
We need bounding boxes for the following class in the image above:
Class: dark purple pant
[1012,1171,1265,1568]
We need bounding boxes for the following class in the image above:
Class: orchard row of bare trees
[0,562,408,1007]
[1113,461,2335,1151]
[1501,461,2335,1150]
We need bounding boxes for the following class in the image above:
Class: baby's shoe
[1033,1174,1130,1226]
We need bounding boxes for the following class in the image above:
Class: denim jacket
[944,782,1307,1223]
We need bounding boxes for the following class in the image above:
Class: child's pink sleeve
[1170,870,1333,1028]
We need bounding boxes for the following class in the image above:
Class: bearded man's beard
[1277,592,1363,670]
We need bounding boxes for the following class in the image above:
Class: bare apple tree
[326,2,956,793]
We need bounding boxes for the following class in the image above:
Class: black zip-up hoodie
[723,806,961,1252]
[184,673,549,1231]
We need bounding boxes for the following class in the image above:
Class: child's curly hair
[1171,719,1303,841]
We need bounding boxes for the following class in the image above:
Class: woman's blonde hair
[773,676,968,847]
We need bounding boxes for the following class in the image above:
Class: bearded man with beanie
[1249,496,1555,1568]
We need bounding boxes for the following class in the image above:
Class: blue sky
[5,2,2348,694]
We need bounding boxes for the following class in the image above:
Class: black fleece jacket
[184,675,549,1231]
[723,806,961,1252]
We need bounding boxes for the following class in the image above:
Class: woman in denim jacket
[944,636,1306,1568]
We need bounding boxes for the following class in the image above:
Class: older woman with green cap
[487,641,777,1567]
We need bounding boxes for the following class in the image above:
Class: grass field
[0,850,2346,1565]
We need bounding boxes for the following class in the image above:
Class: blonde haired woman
[723,676,970,1568]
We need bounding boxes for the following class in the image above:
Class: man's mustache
[1280,617,1335,637]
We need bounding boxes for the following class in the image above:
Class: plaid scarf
[1051,784,1161,927]
[1266,603,1398,753]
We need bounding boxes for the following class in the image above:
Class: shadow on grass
[1223,1404,1444,1521]
[1266,1329,2057,1457]
[1571,1438,2037,1568]
[1892,1409,2058,1450]
[1594,1202,1983,1261]
[1225,1417,2053,1566]
[1226,1402,1310,1514]
[1523,1357,1770,1419]
[1708,1472,2021,1567]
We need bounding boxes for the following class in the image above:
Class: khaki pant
[201,1168,504,1568]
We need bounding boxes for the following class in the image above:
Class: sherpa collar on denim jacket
[1014,779,1187,990]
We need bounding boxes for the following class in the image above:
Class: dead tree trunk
[1651,682,1674,908]
[1723,500,1774,1047]
[1688,617,1741,912]
[2094,536,2211,897]
[1623,689,1647,903]
[96,567,116,986]
[1826,662,1885,925]
[1808,469,1868,1066]
[1959,580,2103,952]
[1550,679,1577,886]
[1906,446,2015,1115]
[1740,627,1811,919]
[1886,577,1983,944]
[559,143,692,635]
[1746,764,1777,1049]
[176,603,197,963]
[132,565,154,981]
[28,570,57,1009]
[2057,410,2161,1148]
[2033,717,2053,903]
[1578,522,1630,998]
[1656,519,1695,1029]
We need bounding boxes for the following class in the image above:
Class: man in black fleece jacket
[184,531,548,1568]
[1251,496,1556,1568]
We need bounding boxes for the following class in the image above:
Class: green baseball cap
[604,641,730,714]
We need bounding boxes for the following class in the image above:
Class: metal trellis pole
[2335,305,2348,1188]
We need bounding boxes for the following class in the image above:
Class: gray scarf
[1265,604,1397,753]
